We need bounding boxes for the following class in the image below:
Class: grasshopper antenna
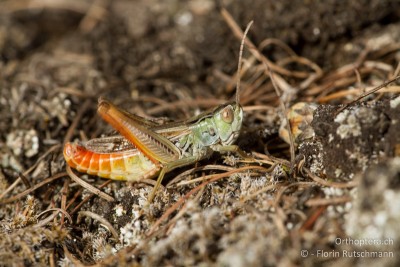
[236,20,253,104]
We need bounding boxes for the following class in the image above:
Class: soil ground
[1,0,400,266]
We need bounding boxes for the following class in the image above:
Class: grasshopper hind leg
[147,168,168,203]
[147,153,209,203]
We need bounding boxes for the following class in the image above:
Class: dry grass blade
[240,183,280,203]
[66,166,115,202]
[334,74,400,114]
[147,165,268,236]
[140,178,162,188]
[269,71,296,168]
[149,184,207,240]
[35,208,73,227]
[175,169,266,187]
[258,38,298,57]
[273,182,317,207]
[69,179,113,215]
[78,0,108,32]
[304,168,359,188]
[0,172,67,204]
[299,206,327,233]
[62,244,85,266]
[167,164,235,187]
[257,38,323,82]
[221,7,320,81]
[318,86,400,102]
[305,196,352,207]
[0,178,21,201]
[63,99,91,145]
[0,144,61,200]
[61,178,70,226]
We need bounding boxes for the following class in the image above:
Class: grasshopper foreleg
[211,144,254,162]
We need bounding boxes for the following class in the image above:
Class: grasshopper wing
[97,98,181,164]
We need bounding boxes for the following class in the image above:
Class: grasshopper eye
[221,106,234,124]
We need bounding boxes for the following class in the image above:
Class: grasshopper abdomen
[64,142,160,181]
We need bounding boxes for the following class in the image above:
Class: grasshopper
[64,23,254,202]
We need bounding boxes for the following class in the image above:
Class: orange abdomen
[63,142,160,181]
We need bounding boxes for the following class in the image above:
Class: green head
[213,102,243,145]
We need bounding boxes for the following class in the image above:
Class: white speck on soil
[390,95,400,108]
[6,129,39,158]
[114,204,125,217]
[334,110,361,139]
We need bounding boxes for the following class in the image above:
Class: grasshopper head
[213,102,243,145]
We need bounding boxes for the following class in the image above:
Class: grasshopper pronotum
[64,22,254,202]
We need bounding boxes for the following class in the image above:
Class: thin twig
[175,169,266,187]
[78,211,119,241]
[0,144,61,200]
[63,245,85,266]
[305,196,352,207]
[299,206,327,233]
[147,165,268,236]
[35,208,73,227]
[63,99,91,145]
[61,178,70,226]
[240,183,281,203]
[304,168,359,188]
[273,182,316,207]
[334,75,400,115]
[166,164,235,187]
[69,179,113,215]
[66,165,115,202]
[0,172,67,204]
